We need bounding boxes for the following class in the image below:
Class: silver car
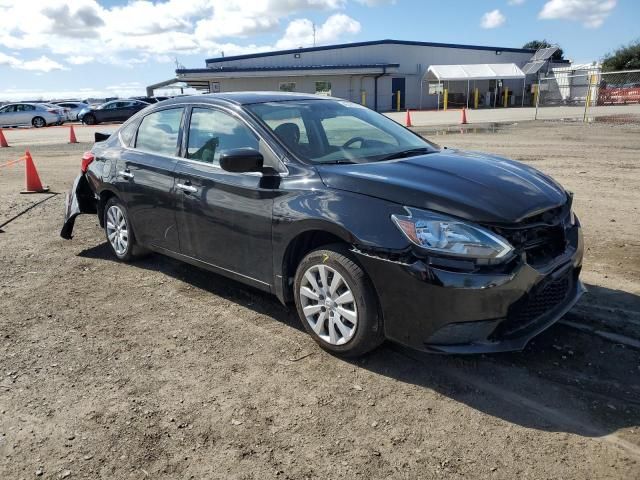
[53,101,89,121]
[0,103,65,128]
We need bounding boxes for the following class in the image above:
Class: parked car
[53,101,89,121]
[131,96,170,104]
[0,102,65,127]
[79,99,150,125]
[61,93,584,357]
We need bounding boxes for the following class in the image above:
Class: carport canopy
[425,63,525,81]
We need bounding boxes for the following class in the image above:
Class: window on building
[135,108,184,156]
[279,82,296,92]
[186,108,259,166]
[315,81,332,96]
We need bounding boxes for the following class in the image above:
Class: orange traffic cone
[20,150,49,194]
[405,109,413,127]
[69,125,78,144]
[460,108,468,125]
[0,129,8,148]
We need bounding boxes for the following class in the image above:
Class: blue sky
[0,0,637,100]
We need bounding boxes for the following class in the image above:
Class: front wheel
[83,114,96,125]
[294,245,384,357]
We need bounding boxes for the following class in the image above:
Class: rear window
[135,108,184,156]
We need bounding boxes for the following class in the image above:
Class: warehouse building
[148,39,546,111]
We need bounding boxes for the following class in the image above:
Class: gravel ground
[0,121,639,479]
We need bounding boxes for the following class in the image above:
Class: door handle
[118,170,134,180]
[177,183,198,194]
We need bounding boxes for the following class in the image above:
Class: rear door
[115,107,185,251]
[173,106,278,287]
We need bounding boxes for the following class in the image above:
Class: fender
[271,187,412,302]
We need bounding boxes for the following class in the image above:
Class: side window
[135,108,184,156]
[24,104,35,111]
[187,108,258,166]
[119,121,138,147]
[103,103,116,110]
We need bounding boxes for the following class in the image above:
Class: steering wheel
[342,136,366,149]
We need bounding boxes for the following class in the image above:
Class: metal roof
[205,39,535,64]
[177,63,399,75]
[426,63,525,81]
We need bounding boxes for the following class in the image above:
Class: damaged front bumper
[354,228,585,354]
[60,174,96,240]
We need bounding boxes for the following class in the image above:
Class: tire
[83,114,96,125]
[294,244,384,357]
[32,116,46,128]
[103,197,138,262]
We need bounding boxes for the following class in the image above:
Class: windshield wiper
[316,159,357,165]
[379,147,432,161]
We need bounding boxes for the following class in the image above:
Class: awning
[425,63,525,81]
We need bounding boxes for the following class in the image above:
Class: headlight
[391,207,514,260]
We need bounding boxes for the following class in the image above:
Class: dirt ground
[0,121,639,480]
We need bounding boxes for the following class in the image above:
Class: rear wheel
[104,197,138,262]
[294,245,384,357]
[32,116,46,128]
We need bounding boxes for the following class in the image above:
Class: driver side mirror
[219,148,264,173]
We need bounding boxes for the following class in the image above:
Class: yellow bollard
[474,88,479,109]
[443,89,448,111]
[532,84,538,106]
[396,90,401,112]
[503,87,509,108]
[361,90,366,106]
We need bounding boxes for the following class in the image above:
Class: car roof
[164,91,326,107]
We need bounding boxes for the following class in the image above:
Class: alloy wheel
[299,264,358,345]
[106,205,129,256]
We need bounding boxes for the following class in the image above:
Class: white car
[53,101,89,121]
[0,103,65,128]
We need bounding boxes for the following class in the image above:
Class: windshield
[247,99,438,164]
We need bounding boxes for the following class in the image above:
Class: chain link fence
[535,69,640,123]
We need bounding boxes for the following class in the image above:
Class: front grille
[492,273,572,339]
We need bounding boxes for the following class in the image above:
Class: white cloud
[0,51,66,72]
[508,0,525,5]
[0,0,368,67]
[539,0,616,28]
[19,56,67,72]
[66,55,94,65]
[275,13,361,49]
[480,9,506,29]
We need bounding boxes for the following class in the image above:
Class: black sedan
[79,99,149,125]
[61,93,584,356]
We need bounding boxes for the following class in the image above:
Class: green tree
[602,40,640,72]
[522,40,564,61]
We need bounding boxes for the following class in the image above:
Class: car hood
[315,149,567,224]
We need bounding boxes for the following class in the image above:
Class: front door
[391,77,406,110]
[115,107,185,251]
[0,105,18,126]
[174,106,276,287]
